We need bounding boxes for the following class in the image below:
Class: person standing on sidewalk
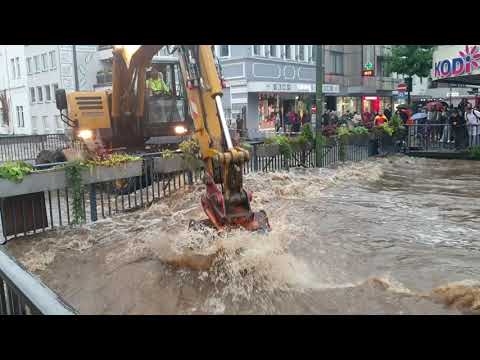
[451,109,467,150]
[384,105,392,121]
[465,103,480,146]
[374,111,388,127]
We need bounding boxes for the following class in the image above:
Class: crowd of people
[320,106,394,129]
[408,98,480,150]
[230,98,480,150]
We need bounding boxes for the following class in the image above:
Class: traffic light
[406,77,413,92]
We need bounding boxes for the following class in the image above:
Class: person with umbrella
[411,110,428,148]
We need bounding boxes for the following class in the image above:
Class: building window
[42,116,49,131]
[16,106,24,128]
[45,85,51,101]
[26,57,33,74]
[30,87,36,103]
[32,116,38,132]
[42,53,48,71]
[55,115,62,129]
[269,45,278,58]
[253,45,262,56]
[285,45,293,60]
[52,83,59,95]
[37,86,43,102]
[219,45,230,57]
[34,56,40,73]
[329,51,344,75]
[312,46,317,62]
[49,50,56,69]
[15,57,21,78]
[10,59,16,79]
[299,46,305,61]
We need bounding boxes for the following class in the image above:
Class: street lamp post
[72,45,80,91]
[315,45,324,167]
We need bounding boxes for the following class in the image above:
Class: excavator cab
[142,58,193,144]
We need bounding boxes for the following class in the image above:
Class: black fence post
[89,184,97,222]
[253,144,259,172]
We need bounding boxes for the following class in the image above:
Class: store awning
[433,74,480,87]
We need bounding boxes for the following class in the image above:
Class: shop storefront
[257,92,315,131]
[336,97,360,114]
[249,81,337,135]
[361,96,392,114]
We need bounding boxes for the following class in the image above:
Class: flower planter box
[0,169,68,198]
[255,144,281,157]
[347,134,370,146]
[0,160,143,198]
[81,160,143,184]
[291,143,313,153]
[153,156,203,174]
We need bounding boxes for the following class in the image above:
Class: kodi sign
[432,45,480,80]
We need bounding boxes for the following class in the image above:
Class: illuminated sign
[362,70,375,77]
[364,62,374,70]
[433,45,480,79]
[364,96,378,100]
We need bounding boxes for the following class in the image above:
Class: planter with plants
[80,154,143,183]
[0,155,143,198]
[255,141,281,158]
[153,139,203,174]
[348,126,370,145]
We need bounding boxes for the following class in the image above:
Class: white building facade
[0,45,30,135]
[0,45,101,136]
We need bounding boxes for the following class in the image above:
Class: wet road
[6,155,480,314]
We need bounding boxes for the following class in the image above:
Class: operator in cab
[147,68,170,96]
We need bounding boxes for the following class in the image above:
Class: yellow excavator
[54,45,270,232]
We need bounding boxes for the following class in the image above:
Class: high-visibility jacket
[147,78,169,94]
[374,114,387,126]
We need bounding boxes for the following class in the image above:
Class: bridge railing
[0,134,82,163]
[0,248,77,315]
[406,124,480,151]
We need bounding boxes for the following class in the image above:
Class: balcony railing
[97,45,113,51]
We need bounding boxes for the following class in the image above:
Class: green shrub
[336,126,351,137]
[160,149,175,159]
[469,146,480,160]
[0,161,33,183]
[301,124,315,145]
[350,126,369,135]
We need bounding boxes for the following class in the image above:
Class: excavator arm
[112,45,270,232]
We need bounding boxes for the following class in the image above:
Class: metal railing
[406,124,480,151]
[0,134,81,163]
[0,248,77,315]
[0,141,376,243]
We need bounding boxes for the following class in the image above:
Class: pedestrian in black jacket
[450,108,467,150]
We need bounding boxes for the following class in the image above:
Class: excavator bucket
[190,173,270,233]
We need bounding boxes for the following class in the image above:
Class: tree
[385,45,435,105]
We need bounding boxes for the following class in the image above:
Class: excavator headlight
[78,129,93,140]
[174,125,187,135]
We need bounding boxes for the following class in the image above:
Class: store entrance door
[362,96,380,114]
[326,96,337,111]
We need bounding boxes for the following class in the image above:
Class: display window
[336,97,359,114]
[258,94,279,131]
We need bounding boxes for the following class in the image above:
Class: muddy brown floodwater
[5,155,480,314]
